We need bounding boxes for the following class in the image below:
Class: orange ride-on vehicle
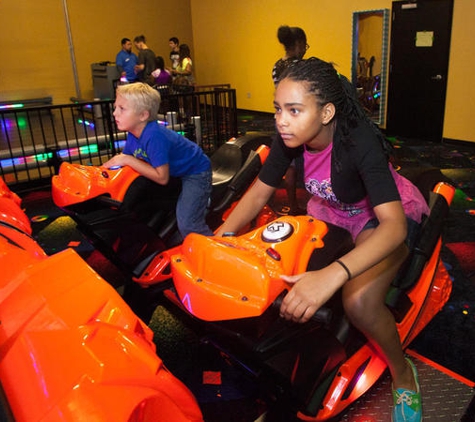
[0,177,204,422]
[51,132,272,281]
[144,170,454,420]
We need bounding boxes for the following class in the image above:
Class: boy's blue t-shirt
[123,121,210,177]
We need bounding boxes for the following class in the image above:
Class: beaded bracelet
[336,259,352,281]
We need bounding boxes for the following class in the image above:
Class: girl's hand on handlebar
[280,266,346,323]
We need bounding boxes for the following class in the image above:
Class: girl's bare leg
[341,228,416,390]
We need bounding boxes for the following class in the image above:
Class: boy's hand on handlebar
[280,266,346,323]
[103,153,129,169]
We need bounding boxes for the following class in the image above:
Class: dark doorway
[386,0,454,142]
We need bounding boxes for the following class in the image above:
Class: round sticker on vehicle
[261,221,294,242]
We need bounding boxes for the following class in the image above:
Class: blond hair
[116,83,161,121]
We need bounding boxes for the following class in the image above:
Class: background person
[171,44,195,88]
[151,56,172,86]
[169,37,180,72]
[116,38,138,83]
[272,25,308,85]
[133,35,157,85]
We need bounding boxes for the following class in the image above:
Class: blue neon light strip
[0,140,126,171]
[77,119,95,128]
[57,144,99,159]
[0,152,53,168]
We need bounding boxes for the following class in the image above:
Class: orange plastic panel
[400,240,453,347]
[171,216,328,321]
[133,245,180,287]
[297,344,387,421]
[255,143,271,163]
[51,162,140,207]
[0,179,45,257]
[433,181,455,204]
[0,177,21,206]
[0,178,32,235]
[0,233,202,421]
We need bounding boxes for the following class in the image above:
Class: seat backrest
[210,143,243,187]
[391,182,451,291]
[210,148,263,214]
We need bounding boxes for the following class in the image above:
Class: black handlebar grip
[272,291,333,325]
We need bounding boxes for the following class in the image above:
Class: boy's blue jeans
[176,169,213,238]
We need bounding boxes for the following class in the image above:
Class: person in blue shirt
[116,38,138,83]
[103,82,213,238]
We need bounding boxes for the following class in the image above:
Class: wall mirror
[351,9,390,126]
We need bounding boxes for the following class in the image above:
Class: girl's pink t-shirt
[304,144,430,240]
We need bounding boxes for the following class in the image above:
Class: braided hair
[279,57,392,159]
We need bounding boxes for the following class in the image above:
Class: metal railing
[157,85,237,151]
[0,87,238,189]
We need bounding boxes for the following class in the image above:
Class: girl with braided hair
[217,57,428,421]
